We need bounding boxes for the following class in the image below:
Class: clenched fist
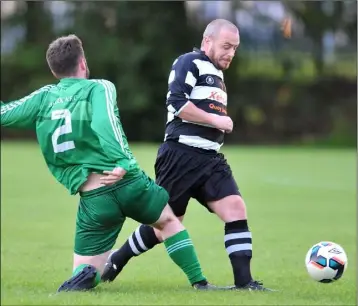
[211,115,234,133]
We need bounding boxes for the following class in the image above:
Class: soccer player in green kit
[1,34,218,292]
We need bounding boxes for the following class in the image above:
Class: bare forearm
[177,101,215,125]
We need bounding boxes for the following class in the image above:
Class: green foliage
[1,1,356,146]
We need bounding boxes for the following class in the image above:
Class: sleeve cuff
[175,101,190,115]
[167,100,190,116]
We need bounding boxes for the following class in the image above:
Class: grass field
[1,142,356,305]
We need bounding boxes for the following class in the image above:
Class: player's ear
[204,36,214,49]
[79,57,87,72]
[203,36,210,45]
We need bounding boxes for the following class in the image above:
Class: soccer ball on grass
[305,241,347,283]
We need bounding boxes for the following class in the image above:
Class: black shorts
[154,141,241,217]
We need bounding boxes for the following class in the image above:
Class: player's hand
[100,167,127,186]
[212,115,233,133]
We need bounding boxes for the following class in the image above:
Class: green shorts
[74,171,169,256]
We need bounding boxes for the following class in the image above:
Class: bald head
[201,19,240,71]
[203,19,239,39]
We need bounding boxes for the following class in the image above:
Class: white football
[305,241,348,283]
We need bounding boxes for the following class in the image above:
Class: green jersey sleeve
[90,80,132,171]
[1,85,54,129]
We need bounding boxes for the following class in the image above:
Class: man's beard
[207,50,219,70]
[208,50,224,70]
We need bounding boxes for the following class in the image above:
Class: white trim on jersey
[1,85,54,115]
[172,58,178,66]
[182,119,224,132]
[168,70,175,84]
[182,119,214,128]
[176,101,190,115]
[184,71,197,87]
[167,104,176,114]
[190,86,227,106]
[166,111,175,124]
[193,59,224,80]
[93,79,128,158]
[167,101,190,116]
[178,135,223,151]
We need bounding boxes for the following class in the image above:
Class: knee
[228,196,247,220]
[225,196,247,220]
[210,195,247,222]
[152,205,178,230]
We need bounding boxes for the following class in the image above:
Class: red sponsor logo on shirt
[208,91,226,105]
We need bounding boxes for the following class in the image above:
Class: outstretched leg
[208,195,274,291]
[101,216,184,282]
[103,205,219,290]
[57,252,109,292]
[58,188,125,293]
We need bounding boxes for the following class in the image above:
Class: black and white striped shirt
[164,48,227,152]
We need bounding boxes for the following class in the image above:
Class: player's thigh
[193,154,242,214]
[154,142,202,217]
[114,171,169,225]
[75,190,125,257]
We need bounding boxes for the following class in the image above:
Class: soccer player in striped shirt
[103,19,274,291]
[1,35,219,292]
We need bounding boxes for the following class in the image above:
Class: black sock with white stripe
[225,220,252,287]
[111,225,161,271]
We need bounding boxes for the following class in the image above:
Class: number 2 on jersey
[51,109,75,153]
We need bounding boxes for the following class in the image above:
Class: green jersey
[1,78,140,194]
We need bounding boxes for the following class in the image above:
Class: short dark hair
[46,34,84,77]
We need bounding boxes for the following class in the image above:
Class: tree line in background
[1,1,356,146]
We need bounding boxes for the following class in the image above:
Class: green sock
[164,230,206,285]
[72,264,101,287]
